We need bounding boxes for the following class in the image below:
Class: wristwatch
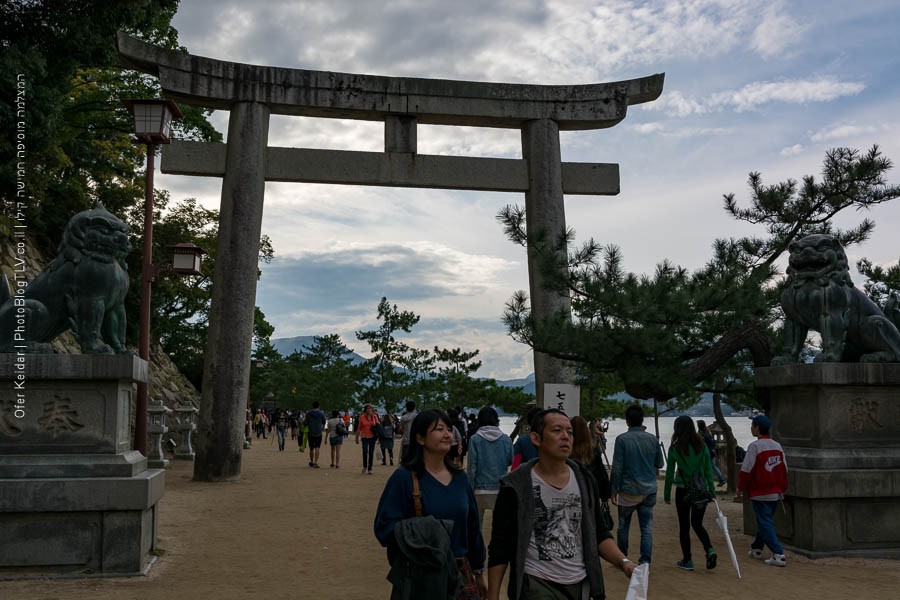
[619,557,632,570]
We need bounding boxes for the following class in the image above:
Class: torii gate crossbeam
[117,32,664,481]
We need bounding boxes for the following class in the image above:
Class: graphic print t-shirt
[523,466,586,585]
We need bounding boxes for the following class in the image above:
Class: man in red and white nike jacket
[736,414,788,567]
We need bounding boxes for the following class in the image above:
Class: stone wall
[0,213,199,410]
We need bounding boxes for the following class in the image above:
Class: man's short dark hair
[531,408,568,435]
[625,404,644,427]
[312,401,320,409]
[405,400,416,412]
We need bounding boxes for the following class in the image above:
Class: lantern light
[169,243,206,276]
[123,98,182,144]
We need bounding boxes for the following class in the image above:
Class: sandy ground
[2,434,898,600]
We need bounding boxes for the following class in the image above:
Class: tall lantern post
[123,98,182,455]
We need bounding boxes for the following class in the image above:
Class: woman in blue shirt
[374,409,487,598]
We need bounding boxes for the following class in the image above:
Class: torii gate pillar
[195,102,269,480]
[522,119,575,399]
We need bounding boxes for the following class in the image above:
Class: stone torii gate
[117,32,664,480]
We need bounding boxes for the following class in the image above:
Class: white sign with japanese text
[543,383,580,417]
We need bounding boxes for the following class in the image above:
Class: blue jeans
[751,499,783,554]
[616,492,657,564]
[276,427,286,450]
[712,461,726,484]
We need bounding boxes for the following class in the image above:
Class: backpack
[683,468,713,509]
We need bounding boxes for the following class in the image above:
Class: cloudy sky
[159,0,900,380]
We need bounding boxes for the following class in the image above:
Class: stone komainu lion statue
[772,233,900,365]
[0,204,132,354]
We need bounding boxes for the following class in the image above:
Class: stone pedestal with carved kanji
[748,363,900,558]
[0,354,164,576]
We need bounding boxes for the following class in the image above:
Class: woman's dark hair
[381,413,392,425]
[477,406,499,428]
[671,415,704,455]
[331,409,340,418]
[401,409,461,476]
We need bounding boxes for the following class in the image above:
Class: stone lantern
[147,394,173,469]
[174,403,199,460]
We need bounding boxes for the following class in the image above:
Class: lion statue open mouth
[0,203,132,355]
[772,234,900,364]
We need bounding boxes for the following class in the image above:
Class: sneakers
[748,548,763,560]
[765,553,786,567]
[676,559,694,571]
[706,549,717,570]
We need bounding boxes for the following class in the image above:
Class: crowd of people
[373,403,787,600]
[248,400,788,599]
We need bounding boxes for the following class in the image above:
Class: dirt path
[2,434,897,599]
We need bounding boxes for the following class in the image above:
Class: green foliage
[1,1,222,251]
[857,257,900,309]
[355,297,421,413]
[499,146,900,408]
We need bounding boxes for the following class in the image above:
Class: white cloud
[750,3,809,59]
[780,144,804,156]
[631,122,665,134]
[810,123,886,142]
[647,77,865,116]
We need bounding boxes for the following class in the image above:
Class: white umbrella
[713,499,741,579]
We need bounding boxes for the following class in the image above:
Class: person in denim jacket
[609,404,665,565]
[467,407,513,523]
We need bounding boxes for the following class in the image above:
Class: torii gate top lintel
[117,32,664,131]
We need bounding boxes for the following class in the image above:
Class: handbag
[599,499,615,532]
[411,472,482,600]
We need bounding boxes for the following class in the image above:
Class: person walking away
[297,410,307,452]
[398,400,418,463]
[356,403,380,474]
[510,407,541,469]
[570,416,611,502]
[289,411,299,440]
[274,409,289,451]
[467,407,513,524]
[305,402,327,468]
[325,409,345,468]
[736,414,788,567]
[697,420,727,486]
[379,413,396,466]
[663,415,717,571]
[374,409,487,599]
[609,404,665,565]
[486,409,635,600]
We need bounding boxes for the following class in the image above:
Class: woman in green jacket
[663,415,717,572]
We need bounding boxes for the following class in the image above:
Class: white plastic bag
[624,562,649,600]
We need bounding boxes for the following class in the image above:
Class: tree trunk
[712,389,737,493]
